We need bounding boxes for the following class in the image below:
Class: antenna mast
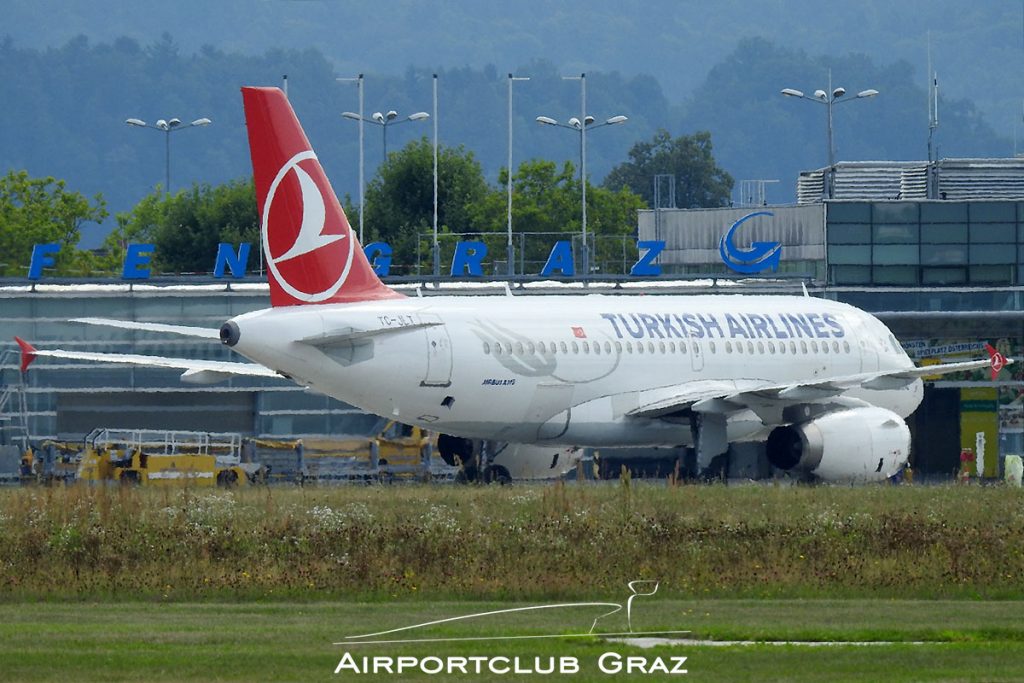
[927,33,939,163]
[1017,101,1024,158]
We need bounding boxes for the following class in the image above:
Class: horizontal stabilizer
[13,340,278,380]
[180,369,238,384]
[71,317,220,340]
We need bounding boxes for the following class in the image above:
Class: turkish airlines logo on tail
[263,150,354,303]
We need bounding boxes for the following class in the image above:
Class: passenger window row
[482,338,853,357]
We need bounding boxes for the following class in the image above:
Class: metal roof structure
[798,158,1024,203]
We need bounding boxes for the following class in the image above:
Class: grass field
[2,482,1023,680]
[1,482,1023,600]
[2,599,1023,681]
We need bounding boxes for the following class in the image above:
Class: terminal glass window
[827,201,1024,285]
[921,244,967,265]
[873,224,918,243]
[921,202,967,223]
[828,245,871,264]
[921,224,967,243]
[873,202,918,223]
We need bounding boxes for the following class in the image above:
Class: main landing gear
[690,411,729,481]
[438,434,511,485]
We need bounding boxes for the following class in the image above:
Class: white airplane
[15,87,1012,483]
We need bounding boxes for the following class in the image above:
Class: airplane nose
[220,321,240,347]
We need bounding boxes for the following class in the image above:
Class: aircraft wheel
[456,464,480,485]
[483,465,512,485]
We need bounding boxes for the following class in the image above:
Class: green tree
[0,170,107,276]
[364,138,489,273]
[472,159,646,274]
[475,160,580,234]
[603,130,734,209]
[106,179,257,274]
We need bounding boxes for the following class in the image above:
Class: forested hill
[9,0,1023,131]
[0,39,666,245]
[1,1,1016,245]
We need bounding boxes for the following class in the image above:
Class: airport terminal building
[2,158,1022,479]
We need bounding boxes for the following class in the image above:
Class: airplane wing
[629,345,1012,420]
[70,317,221,340]
[14,337,279,384]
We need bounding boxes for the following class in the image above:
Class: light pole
[344,110,430,159]
[338,75,365,244]
[125,116,211,193]
[343,107,428,251]
[781,71,878,198]
[537,74,627,275]
[507,73,530,276]
[432,74,439,277]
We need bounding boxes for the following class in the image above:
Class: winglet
[984,343,1010,380]
[14,337,36,372]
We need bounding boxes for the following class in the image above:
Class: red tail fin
[241,87,401,306]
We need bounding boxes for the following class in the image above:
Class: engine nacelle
[437,435,581,481]
[766,407,910,483]
[490,443,582,480]
[437,434,475,469]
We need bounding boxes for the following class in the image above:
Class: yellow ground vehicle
[18,447,34,484]
[77,429,258,487]
[293,420,448,482]
[373,420,433,472]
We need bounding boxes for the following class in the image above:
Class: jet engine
[438,434,475,469]
[765,407,910,483]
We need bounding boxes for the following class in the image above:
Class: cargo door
[421,316,453,387]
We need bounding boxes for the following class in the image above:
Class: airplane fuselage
[225,294,923,448]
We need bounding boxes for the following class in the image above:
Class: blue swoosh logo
[719,211,781,274]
